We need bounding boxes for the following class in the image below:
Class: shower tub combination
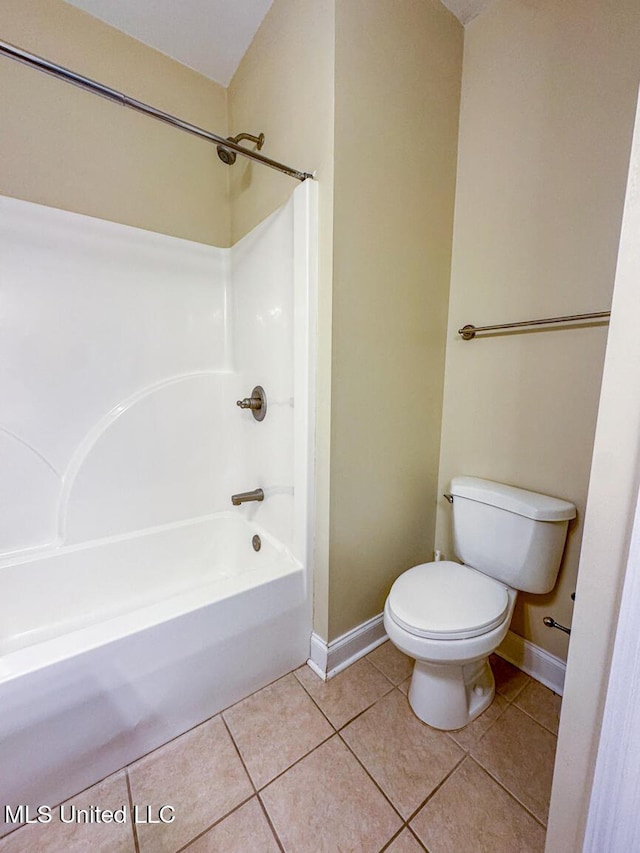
[0,182,317,834]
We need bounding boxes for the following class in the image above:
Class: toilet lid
[387,561,510,640]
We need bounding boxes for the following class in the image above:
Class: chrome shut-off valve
[236,386,267,421]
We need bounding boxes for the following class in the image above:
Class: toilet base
[408,656,495,730]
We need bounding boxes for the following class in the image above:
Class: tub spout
[231,488,264,506]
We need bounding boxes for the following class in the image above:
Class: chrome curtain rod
[459,311,611,340]
[0,39,314,182]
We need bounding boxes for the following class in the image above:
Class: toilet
[384,476,576,730]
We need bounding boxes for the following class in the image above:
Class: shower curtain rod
[0,39,314,182]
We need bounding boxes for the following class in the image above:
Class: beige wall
[227,0,334,246]
[227,0,336,639]
[435,0,640,660]
[0,0,229,246]
[328,0,462,640]
[546,90,640,853]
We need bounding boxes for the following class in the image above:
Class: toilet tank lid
[450,477,576,522]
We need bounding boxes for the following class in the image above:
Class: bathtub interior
[0,514,298,659]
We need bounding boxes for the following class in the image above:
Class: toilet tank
[449,477,576,594]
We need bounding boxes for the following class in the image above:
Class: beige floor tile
[384,828,427,852]
[367,640,414,684]
[448,693,508,751]
[471,705,557,824]
[411,758,546,853]
[0,772,134,853]
[183,798,280,853]
[490,654,530,701]
[341,690,463,819]
[261,735,402,852]
[295,658,394,728]
[514,679,562,735]
[398,677,411,695]
[223,673,333,788]
[128,715,253,853]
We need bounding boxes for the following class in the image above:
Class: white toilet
[384,476,576,730]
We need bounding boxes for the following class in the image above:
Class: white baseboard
[496,629,566,696]
[308,614,566,694]
[308,614,388,680]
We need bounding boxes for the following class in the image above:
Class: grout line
[467,755,549,829]
[500,701,559,741]
[220,715,258,794]
[364,647,404,681]
[334,687,396,733]
[377,825,430,852]
[223,661,348,789]
[294,665,396,730]
[124,770,141,853]
[378,826,409,851]
[175,794,255,852]
[256,792,286,853]
[173,716,263,852]
[404,753,467,825]
[363,647,414,691]
[452,701,509,752]
[406,824,430,851]
[511,701,560,737]
[337,732,406,825]
[292,671,340,731]
[221,669,304,716]
[362,655,399,689]
[0,767,133,843]
[255,731,336,793]
[495,679,530,704]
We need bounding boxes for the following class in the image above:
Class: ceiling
[440,0,493,25]
[64,0,492,87]
[64,0,275,87]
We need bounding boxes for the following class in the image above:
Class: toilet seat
[387,561,510,640]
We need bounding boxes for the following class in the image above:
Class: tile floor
[0,644,561,853]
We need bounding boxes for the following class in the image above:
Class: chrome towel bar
[459,311,611,340]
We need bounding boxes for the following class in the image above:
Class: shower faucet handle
[236,386,267,421]
[237,396,261,410]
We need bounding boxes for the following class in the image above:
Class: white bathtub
[0,515,309,836]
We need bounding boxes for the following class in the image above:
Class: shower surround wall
[0,182,316,834]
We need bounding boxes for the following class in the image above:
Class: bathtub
[0,514,310,836]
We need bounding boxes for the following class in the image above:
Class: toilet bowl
[384,561,517,729]
[384,477,575,731]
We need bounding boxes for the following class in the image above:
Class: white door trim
[582,483,640,851]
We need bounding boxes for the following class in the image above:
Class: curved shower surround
[0,182,316,834]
